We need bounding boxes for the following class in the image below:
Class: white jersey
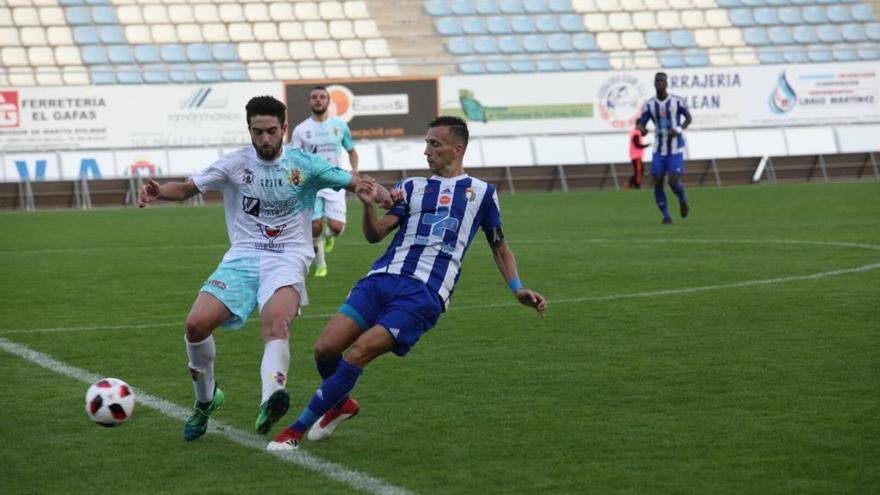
[191,145,352,261]
[290,117,355,170]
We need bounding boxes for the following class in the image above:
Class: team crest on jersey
[243,168,254,184]
[332,127,340,137]
[259,224,286,239]
[289,168,302,186]
[465,187,476,201]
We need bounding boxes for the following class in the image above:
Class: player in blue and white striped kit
[268,116,547,451]
[637,72,693,224]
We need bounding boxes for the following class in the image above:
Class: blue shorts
[338,274,442,356]
[650,153,685,177]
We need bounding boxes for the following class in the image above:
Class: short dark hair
[655,72,668,79]
[246,95,286,126]
[428,115,469,147]
[310,85,329,95]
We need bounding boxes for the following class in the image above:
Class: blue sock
[654,185,670,219]
[670,183,687,204]
[315,356,341,379]
[292,359,363,433]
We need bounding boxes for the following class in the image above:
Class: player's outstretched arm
[355,176,400,243]
[138,178,200,208]
[488,238,547,317]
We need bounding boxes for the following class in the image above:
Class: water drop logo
[768,71,797,114]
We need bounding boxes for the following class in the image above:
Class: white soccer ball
[85,378,135,427]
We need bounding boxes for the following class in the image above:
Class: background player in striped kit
[637,72,693,224]
[267,116,547,451]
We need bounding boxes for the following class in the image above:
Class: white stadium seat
[237,42,264,62]
[583,13,609,32]
[244,4,270,23]
[634,49,660,68]
[609,12,634,31]
[125,25,153,44]
[273,61,299,80]
[228,23,255,42]
[354,19,379,38]
[344,1,370,19]
[46,26,73,45]
[279,21,306,41]
[295,3,321,21]
[364,38,391,57]
[269,3,295,21]
[38,7,66,26]
[35,66,63,86]
[151,24,178,43]
[194,5,220,23]
[706,9,731,28]
[168,5,195,24]
[657,11,683,29]
[622,30,646,49]
[54,45,82,65]
[28,46,55,66]
[596,0,621,12]
[319,2,346,20]
[597,31,621,50]
[202,23,230,43]
[304,21,330,40]
[329,20,354,39]
[339,39,365,57]
[21,26,47,46]
[219,4,245,23]
[253,22,280,42]
[143,5,169,24]
[263,41,289,61]
[13,7,40,27]
[633,12,658,30]
[695,28,721,47]
[247,61,274,80]
[289,40,316,60]
[314,39,340,59]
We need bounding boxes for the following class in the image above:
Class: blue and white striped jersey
[638,95,691,156]
[367,174,502,309]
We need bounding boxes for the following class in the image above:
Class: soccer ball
[85,378,135,427]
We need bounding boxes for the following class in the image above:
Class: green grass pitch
[1,181,878,494]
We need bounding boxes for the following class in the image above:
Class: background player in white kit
[137,96,391,442]
[291,86,358,277]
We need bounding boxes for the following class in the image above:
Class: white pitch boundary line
[0,338,414,495]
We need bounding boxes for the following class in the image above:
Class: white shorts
[200,253,310,329]
[311,188,347,223]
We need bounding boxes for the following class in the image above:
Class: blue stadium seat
[549,0,574,12]
[729,9,755,27]
[512,16,536,33]
[670,30,696,48]
[187,44,213,62]
[89,65,115,84]
[169,63,195,83]
[765,0,788,6]
[832,43,858,61]
[107,45,134,64]
[161,44,187,63]
[743,27,770,46]
[817,24,842,43]
[537,58,561,71]
[195,63,222,82]
[81,45,107,64]
[753,8,778,25]
[851,4,876,22]
[778,7,803,25]
[841,23,867,42]
[475,0,499,14]
[221,62,248,81]
[459,60,486,73]
[85,0,110,4]
[716,0,742,7]
[783,45,809,62]
[548,33,572,51]
[134,45,160,64]
[793,25,818,43]
[91,6,117,24]
[143,64,170,83]
[585,52,611,70]
[742,0,766,6]
[447,37,473,54]
[802,6,828,24]
[789,0,811,4]
[451,0,477,15]
[212,43,239,62]
[767,26,793,44]
[646,30,671,49]
[826,5,852,23]
[525,0,549,13]
[857,42,880,59]
[511,57,536,71]
[757,46,784,63]
[498,35,524,53]
[59,0,86,4]
[65,7,91,25]
[806,43,833,61]
[437,17,463,36]
[116,65,143,84]
[500,0,526,14]
[474,36,499,53]
[73,26,99,45]
[683,48,709,66]
[463,17,488,34]
[488,16,513,34]
[535,15,560,32]
[867,22,880,41]
[99,25,125,44]
[560,57,586,70]
[658,49,685,68]
[523,34,548,52]
[425,0,452,16]
[560,14,584,32]
[572,32,598,50]
[486,59,512,72]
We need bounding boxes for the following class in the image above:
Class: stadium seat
[169,63,195,83]
[609,12,634,31]
[659,49,685,67]
[599,0,623,11]
[14,8,41,27]
[463,17,488,34]
[585,51,612,69]
[729,9,755,27]
[476,0,500,14]
[459,59,485,73]
[783,45,809,63]
[536,14,561,32]
[500,0,527,14]
[246,61,274,80]
[91,6,116,24]
[177,24,204,44]
[448,37,473,55]
[488,16,513,34]
[0,27,20,47]
[719,27,745,46]
[475,36,499,54]
[221,62,248,81]
[54,45,82,65]
[817,24,842,43]
[549,0,575,12]
[694,28,720,47]
[744,27,770,45]
[524,34,548,52]
[806,43,832,62]
[572,32,599,50]
[354,19,380,37]
[757,45,783,63]
[39,7,67,26]
[560,14,585,32]
[561,57,586,70]
[527,0,551,13]
[716,0,741,6]
[47,26,73,46]
[657,11,682,29]
[634,12,659,30]
[753,8,778,25]
[510,57,536,71]
[802,6,827,24]
[143,5,169,24]
[319,2,346,20]
[597,31,621,50]
[73,25,98,45]
[107,45,133,64]
[35,66,63,86]
[219,4,245,23]
[777,7,803,25]
[339,39,366,57]
[622,30,646,49]
[89,65,115,84]
[705,9,731,28]
[537,58,562,71]
[856,42,880,59]
[168,5,195,23]
[116,64,143,84]
[451,0,477,15]
[304,21,330,40]
[98,25,125,44]
[151,24,179,44]
[2,47,27,67]
[681,10,706,28]
[683,47,709,66]
[486,59,512,72]
[124,25,152,44]
[646,30,671,48]
[133,44,160,63]
[203,24,230,43]
[841,23,867,42]
[195,62,222,82]
[548,33,573,51]
[851,4,876,22]
[512,16,537,33]
[499,35,524,52]
[670,29,697,47]
[364,38,390,57]
[80,45,107,64]
[160,44,186,63]
[832,43,858,61]
[826,5,852,23]
[425,0,452,16]
[793,25,818,43]
[65,7,91,25]
[288,40,315,60]
[27,46,55,66]
[767,26,793,44]
[195,5,221,23]
[437,17,462,36]
[867,22,880,41]
[186,43,212,62]
[583,13,608,31]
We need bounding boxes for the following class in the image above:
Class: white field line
[0,338,414,495]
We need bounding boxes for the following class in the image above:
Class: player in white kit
[137,96,392,442]
[291,86,359,278]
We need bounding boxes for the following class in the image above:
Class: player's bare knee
[184,317,213,342]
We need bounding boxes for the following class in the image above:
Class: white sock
[185,335,215,404]
[315,235,326,266]
[260,339,290,403]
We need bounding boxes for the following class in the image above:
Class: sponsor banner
[0,83,280,151]
[285,78,438,139]
[441,61,880,135]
